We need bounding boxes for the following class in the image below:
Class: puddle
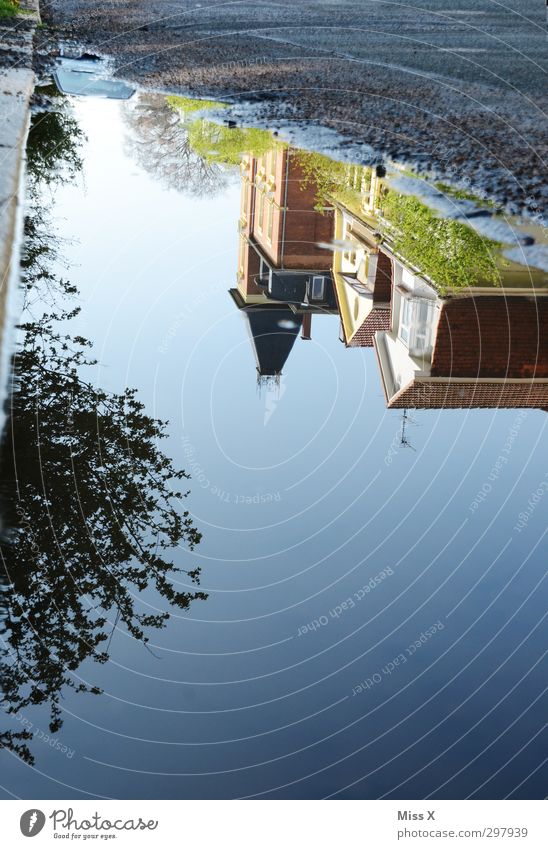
[0,88,546,800]
[53,54,135,99]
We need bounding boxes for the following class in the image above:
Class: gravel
[38,0,547,217]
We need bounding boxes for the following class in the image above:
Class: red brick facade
[373,250,392,305]
[431,296,548,379]
[276,150,334,269]
[245,148,333,271]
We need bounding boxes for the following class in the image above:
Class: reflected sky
[0,95,546,800]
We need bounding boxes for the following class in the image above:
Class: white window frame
[399,297,435,356]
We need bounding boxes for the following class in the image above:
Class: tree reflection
[0,94,206,765]
[123,93,228,197]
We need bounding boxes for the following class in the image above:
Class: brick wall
[249,149,334,269]
[239,239,262,296]
[281,151,334,269]
[431,296,548,379]
[373,250,392,304]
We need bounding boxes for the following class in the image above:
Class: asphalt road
[40,0,547,214]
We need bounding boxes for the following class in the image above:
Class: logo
[20,809,46,837]
[263,375,286,426]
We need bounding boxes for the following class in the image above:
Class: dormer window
[399,297,436,356]
[309,276,326,301]
[399,297,412,345]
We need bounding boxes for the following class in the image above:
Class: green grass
[187,121,279,165]
[295,151,371,212]
[167,95,281,165]
[380,189,502,292]
[0,0,19,18]
[434,181,497,208]
[166,95,227,115]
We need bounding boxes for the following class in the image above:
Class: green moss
[0,0,19,18]
[166,95,227,115]
[380,190,501,291]
[434,181,496,208]
[167,95,281,166]
[295,151,371,211]
[186,120,280,165]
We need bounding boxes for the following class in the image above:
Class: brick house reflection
[375,291,548,409]
[330,169,548,410]
[229,147,338,385]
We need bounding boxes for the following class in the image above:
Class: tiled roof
[348,308,391,347]
[387,379,548,409]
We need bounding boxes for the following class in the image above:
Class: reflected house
[244,309,302,379]
[332,191,393,347]
[329,173,548,409]
[229,147,338,383]
[374,289,548,409]
[370,235,548,410]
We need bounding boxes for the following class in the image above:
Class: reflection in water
[122,94,229,198]
[0,91,546,797]
[0,95,206,764]
[226,133,547,408]
[229,146,338,386]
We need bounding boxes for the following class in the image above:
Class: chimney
[301,312,312,340]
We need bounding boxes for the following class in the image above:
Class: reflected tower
[229,146,338,384]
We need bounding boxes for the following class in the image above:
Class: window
[398,297,435,355]
[399,297,412,345]
[266,201,273,242]
[309,276,326,301]
[270,147,278,181]
[412,299,433,354]
[241,182,252,221]
[256,192,265,233]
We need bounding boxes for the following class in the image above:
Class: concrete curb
[0,70,34,292]
[0,0,39,299]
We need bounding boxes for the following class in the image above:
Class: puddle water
[0,88,546,800]
[54,55,135,99]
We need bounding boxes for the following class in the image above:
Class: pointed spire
[243,309,303,379]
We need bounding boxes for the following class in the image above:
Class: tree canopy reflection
[0,93,206,765]
[123,93,229,196]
